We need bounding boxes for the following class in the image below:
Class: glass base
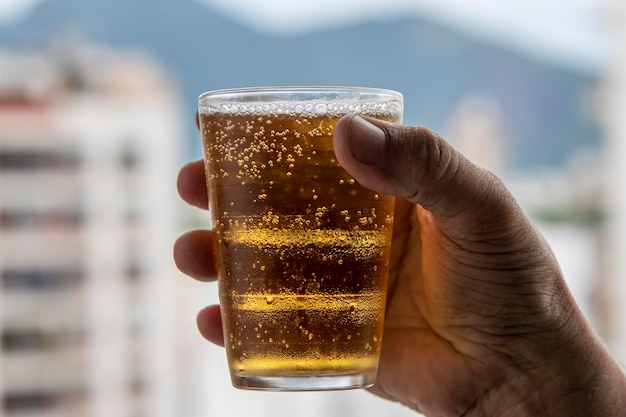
[231,372,375,391]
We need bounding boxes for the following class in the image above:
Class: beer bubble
[315,104,328,115]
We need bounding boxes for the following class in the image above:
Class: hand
[174,114,626,416]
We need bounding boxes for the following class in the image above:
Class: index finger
[177,159,208,210]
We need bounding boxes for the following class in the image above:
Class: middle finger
[173,229,218,281]
[177,159,208,210]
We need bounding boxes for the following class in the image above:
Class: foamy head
[198,86,403,119]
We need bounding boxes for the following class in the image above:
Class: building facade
[0,45,183,417]
[604,0,626,363]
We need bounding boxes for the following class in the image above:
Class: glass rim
[198,86,403,103]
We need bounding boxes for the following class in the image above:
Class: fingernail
[348,116,386,165]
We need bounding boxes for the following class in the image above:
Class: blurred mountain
[0,0,601,168]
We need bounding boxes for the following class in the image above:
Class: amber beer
[198,87,403,391]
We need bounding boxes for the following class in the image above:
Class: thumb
[333,114,522,230]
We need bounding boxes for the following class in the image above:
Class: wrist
[491,316,626,416]
[536,332,626,417]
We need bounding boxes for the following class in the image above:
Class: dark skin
[175,114,626,416]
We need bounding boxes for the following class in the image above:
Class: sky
[199,0,611,70]
[0,0,612,70]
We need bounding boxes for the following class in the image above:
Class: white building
[603,0,626,364]
[0,45,183,417]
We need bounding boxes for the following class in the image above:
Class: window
[120,144,141,171]
[3,389,86,412]
[0,149,79,171]
[4,392,55,411]
[2,328,85,352]
[0,209,83,229]
[1,268,84,290]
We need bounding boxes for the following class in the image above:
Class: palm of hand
[372,198,546,416]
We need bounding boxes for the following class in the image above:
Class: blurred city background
[0,0,624,416]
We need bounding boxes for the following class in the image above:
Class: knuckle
[383,125,460,202]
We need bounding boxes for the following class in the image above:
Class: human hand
[174,114,626,416]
